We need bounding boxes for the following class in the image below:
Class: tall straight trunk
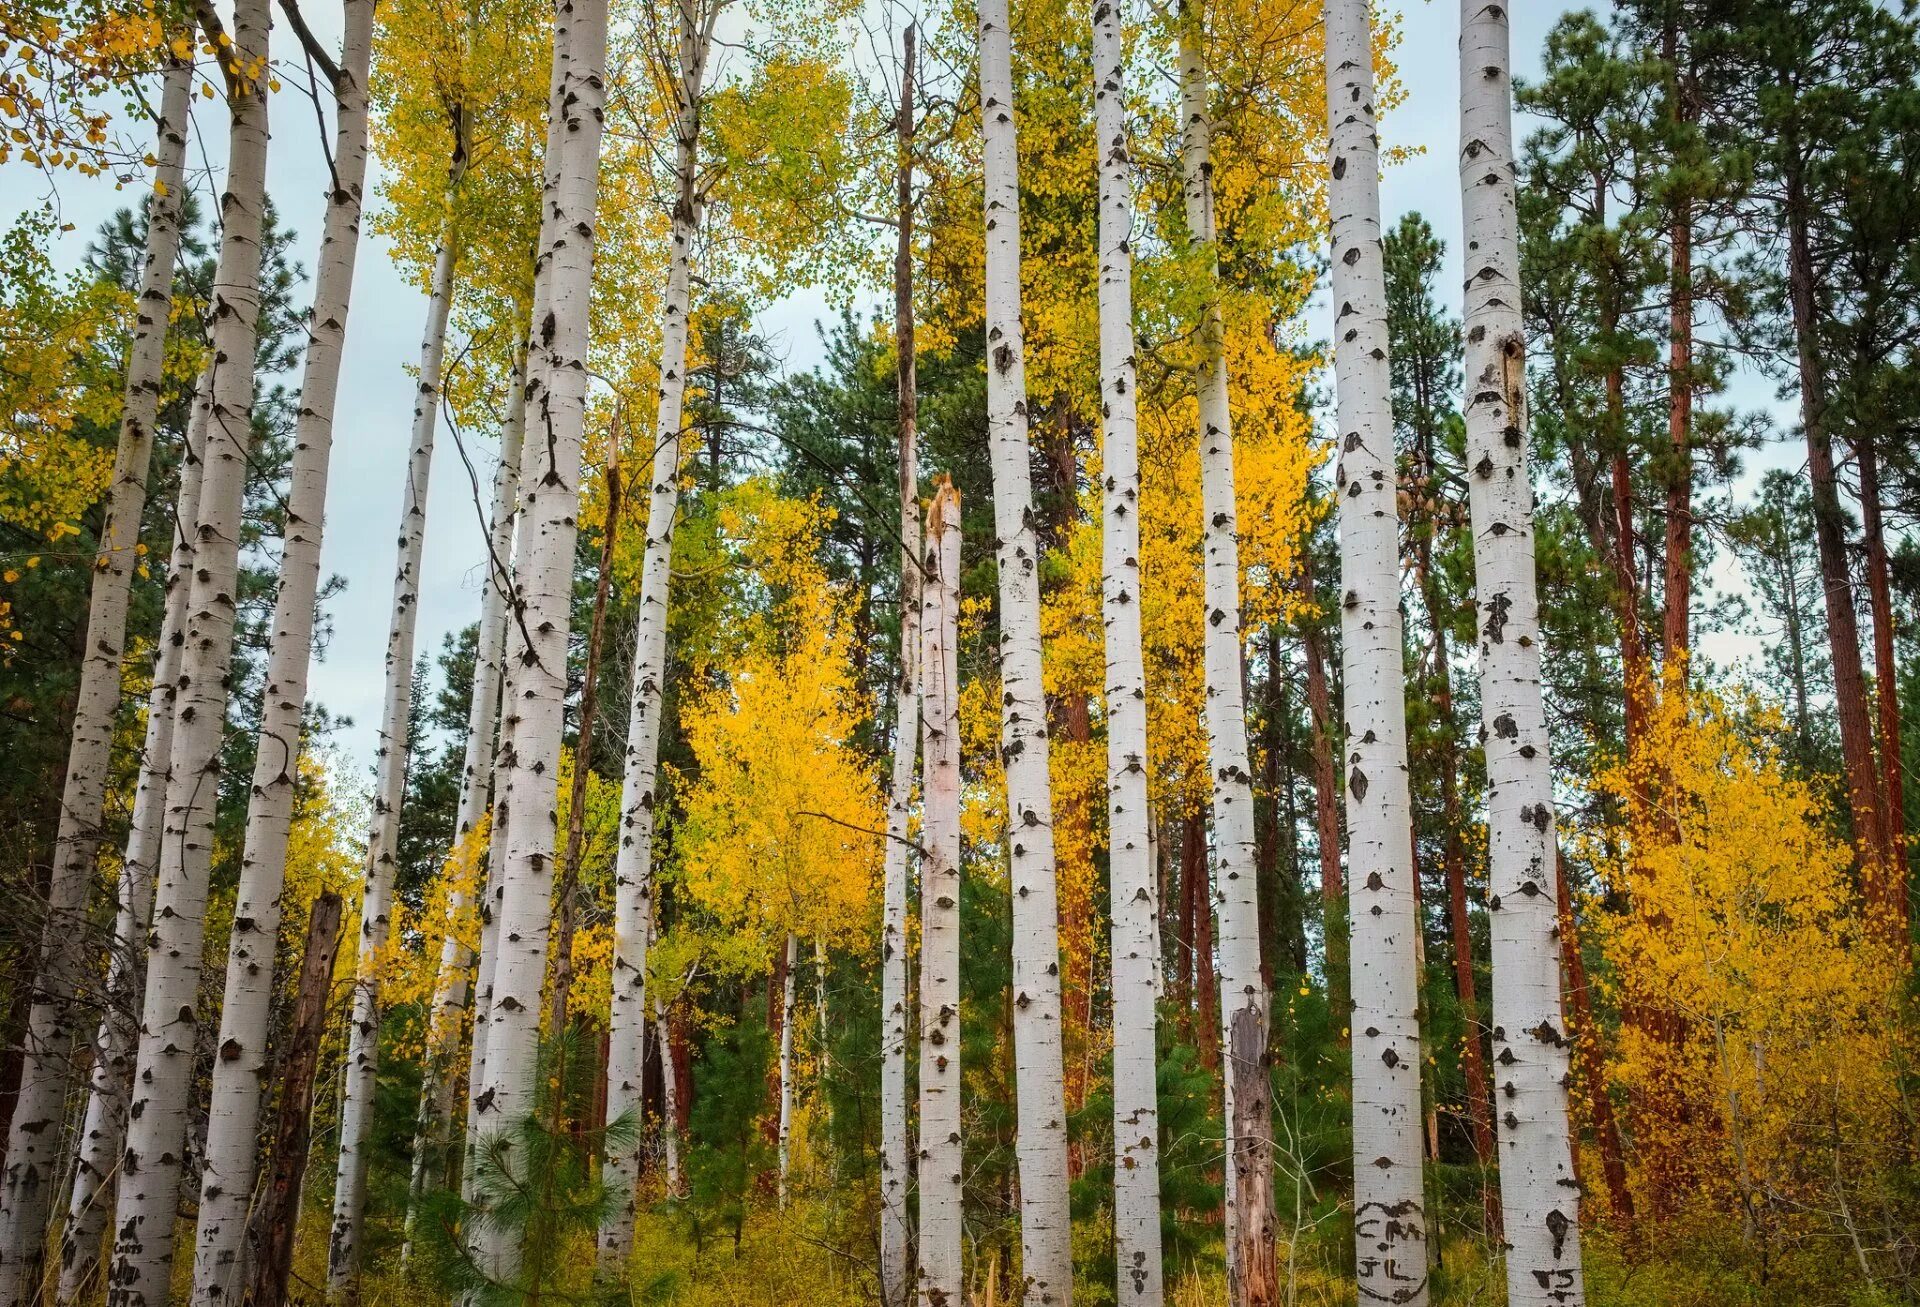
[107,3,272,1297]
[549,444,622,1040]
[1782,151,1897,928]
[406,353,526,1247]
[656,989,681,1194]
[1299,565,1346,1026]
[1175,14,1271,1297]
[329,207,460,1305]
[1661,16,1693,662]
[473,0,609,1277]
[1858,438,1907,927]
[916,481,963,1307]
[1458,6,1585,1301]
[239,891,344,1307]
[191,8,374,1297]
[1324,4,1430,1301]
[1554,852,1631,1223]
[878,26,920,1307]
[776,933,799,1204]
[975,5,1074,1297]
[56,362,212,1307]
[0,60,192,1307]
[599,7,708,1270]
[1094,0,1161,1298]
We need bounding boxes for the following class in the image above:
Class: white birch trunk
[189,8,374,1297]
[1095,1,1162,1298]
[916,481,963,1307]
[405,353,526,1253]
[777,933,798,1206]
[107,4,273,1297]
[326,214,459,1303]
[878,33,921,1302]
[56,360,211,1307]
[598,8,707,1267]
[0,59,193,1307]
[1175,14,1271,1296]
[656,982,680,1195]
[974,4,1073,1299]
[472,0,609,1276]
[1458,5,1584,1301]
[1323,3,1430,1301]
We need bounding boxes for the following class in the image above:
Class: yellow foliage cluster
[0,0,166,177]
[1583,673,1913,1237]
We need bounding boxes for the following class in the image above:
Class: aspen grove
[6,0,1920,1303]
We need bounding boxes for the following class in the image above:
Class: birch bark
[916,481,962,1307]
[1323,3,1430,1301]
[0,59,192,1307]
[327,209,459,1303]
[777,933,799,1205]
[598,2,709,1266]
[1094,1,1161,1299]
[472,0,609,1277]
[191,7,375,1296]
[56,359,211,1307]
[107,3,273,1296]
[1457,5,1584,1301]
[878,29,920,1306]
[975,3,1073,1298]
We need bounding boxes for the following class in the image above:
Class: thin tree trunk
[916,481,963,1307]
[239,891,344,1307]
[405,351,526,1250]
[1325,4,1430,1301]
[191,8,374,1297]
[1300,565,1346,1028]
[1858,438,1908,931]
[975,2,1073,1297]
[599,7,708,1270]
[777,934,798,1205]
[1095,0,1162,1295]
[328,201,460,1305]
[1661,16,1693,662]
[473,0,609,1278]
[549,442,623,1040]
[879,29,920,1305]
[1175,14,1271,1295]
[1458,6,1585,1301]
[656,990,681,1195]
[56,361,211,1307]
[0,59,192,1307]
[1554,852,1631,1223]
[106,5,272,1296]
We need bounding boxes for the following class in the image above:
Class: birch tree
[56,359,212,1307]
[1323,2,1430,1301]
[107,0,274,1297]
[1458,3,1584,1300]
[327,134,465,1307]
[976,0,1074,1296]
[1173,5,1273,1295]
[1094,0,1162,1298]
[471,0,610,1277]
[187,5,376,1297]
[599,0,716,1268]
[777,932,800,1203]
[0,56,192,1307]
[877,27,920,1306]
[916,478,962,1307]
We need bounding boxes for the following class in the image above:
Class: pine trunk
[106,5,273,1295]
[975,2,1074,1296]
[1300,564,1346,1027]
[328,211,459,1304]
[1325,2,1430,1300]
[1554,852,1632,1223]
[406,353,526,1246]
[1458,6,1585,1301]
[917,482,963,1307]
[191,9,374,1296]
[599,11,706,1268]
[879,27,920,1307]
[56,361,211,1307]
[1661,16,1693,662]
[473,0,609,1277]
[1095,0,1161,1297]
[1858,439,1908,932]
[239,892,345,1307]
[0,59,192,1307]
